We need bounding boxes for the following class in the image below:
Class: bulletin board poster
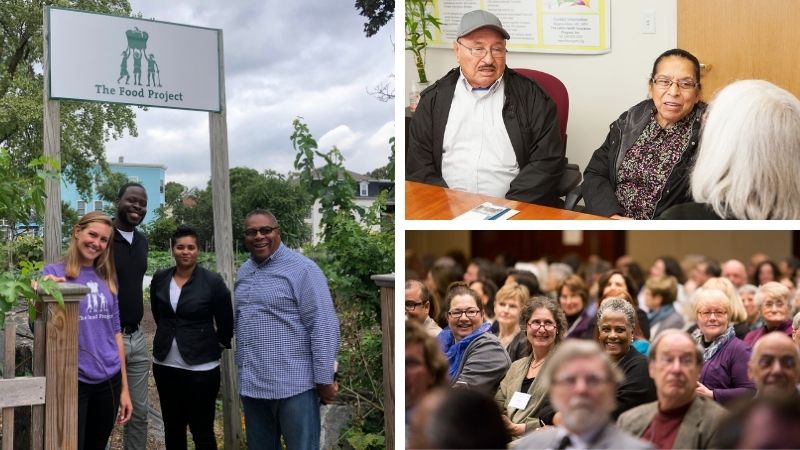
[429,0,610,55]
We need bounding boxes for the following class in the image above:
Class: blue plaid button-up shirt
[234,243,340,399]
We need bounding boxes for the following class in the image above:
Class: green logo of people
[117,27,161,87]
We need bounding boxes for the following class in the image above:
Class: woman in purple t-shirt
[43,211,132,449]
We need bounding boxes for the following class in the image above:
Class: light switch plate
[641,9,656,34]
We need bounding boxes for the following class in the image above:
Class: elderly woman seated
[582,48,706,219]
[437,283,511,393]
[690,288,755,405]
[744,282,794,346]
[593,298,657,418]
[495,297,566,438]
[660,79,800,219]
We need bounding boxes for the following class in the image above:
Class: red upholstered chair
[513,68,581,207]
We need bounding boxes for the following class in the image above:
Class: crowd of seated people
[405,248,800,448]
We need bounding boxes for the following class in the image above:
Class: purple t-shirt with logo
[43,263,121,384]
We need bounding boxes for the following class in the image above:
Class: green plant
[291,118,393,448]
[0,152,64,326]
[405,0,441,83]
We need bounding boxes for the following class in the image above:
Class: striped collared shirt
[234,243,340,399]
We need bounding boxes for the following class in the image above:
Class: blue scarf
[438,322,492,379]
[648,303,676,325]
[692,325,735,361]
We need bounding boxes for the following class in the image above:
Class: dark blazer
[150,265,233,365]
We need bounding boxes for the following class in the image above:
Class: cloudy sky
[106,1,395,189]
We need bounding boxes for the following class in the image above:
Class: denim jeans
[122,328,150,450]
[241,389,320,450]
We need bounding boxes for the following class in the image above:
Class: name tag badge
[509,391,531,410]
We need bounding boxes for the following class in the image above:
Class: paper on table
[453,202,520,220]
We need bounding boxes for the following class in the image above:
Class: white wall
[404,0,678,175]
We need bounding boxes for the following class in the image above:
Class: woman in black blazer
[150,225,233,450]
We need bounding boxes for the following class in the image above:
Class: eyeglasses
[552,374,609,389]
[656,354,697,368]
[763,301,787,309]
[405,300,426,311]
[244,226,279,237]
[698,310,727,319]
[528,320,556,331]
[456,39,507,58]
[651,77,698,90]
[447,309,481,319]
[757,354,797,369]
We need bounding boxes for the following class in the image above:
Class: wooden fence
[0,284,85,450]
[372,274,394,450]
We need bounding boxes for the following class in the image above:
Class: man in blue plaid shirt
[235,209,340,450]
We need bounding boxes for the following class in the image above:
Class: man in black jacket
[113,182,149,450]
[406,9,564,206]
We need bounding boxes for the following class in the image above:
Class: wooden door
[678,0,800,100]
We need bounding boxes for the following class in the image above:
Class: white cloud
[106,0,395,189]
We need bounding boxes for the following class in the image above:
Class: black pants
[78,371,121,450]
[153,363,220,450]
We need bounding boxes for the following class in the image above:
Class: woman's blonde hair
[495,282,530,308]
[691,80,800,219]
[64,212,117,295]
[693,288,732,318]
[702,277,748,322]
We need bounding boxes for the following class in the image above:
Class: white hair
[691,80,800,219]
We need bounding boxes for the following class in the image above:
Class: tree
[164,181,186,208]
[354,0,394,37]
[61,200,78,237]
[96,171,130,203]
[291,118,363,242]
[168,168,313,252]
[0,0,137,199]
[228,167,313,249]
[291,118,393,448]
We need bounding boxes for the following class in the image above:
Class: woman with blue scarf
[691,288,755,405]
[438,283,511,394]
[644,276,685,338]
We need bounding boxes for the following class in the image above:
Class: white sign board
[49,7,221,112]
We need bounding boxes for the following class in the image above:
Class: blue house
[61,156,166,226]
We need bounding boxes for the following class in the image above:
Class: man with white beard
[514,340,651,449]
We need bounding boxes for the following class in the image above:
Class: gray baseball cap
[457,10,510,40]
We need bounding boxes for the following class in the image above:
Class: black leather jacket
[582,99,707,218]
[150,265,233,365]
[406,67,565,206]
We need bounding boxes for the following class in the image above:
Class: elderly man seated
[617,329,728,449]
[514,340,651,449]
[407,9,565,206]
[747,331,800,402]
